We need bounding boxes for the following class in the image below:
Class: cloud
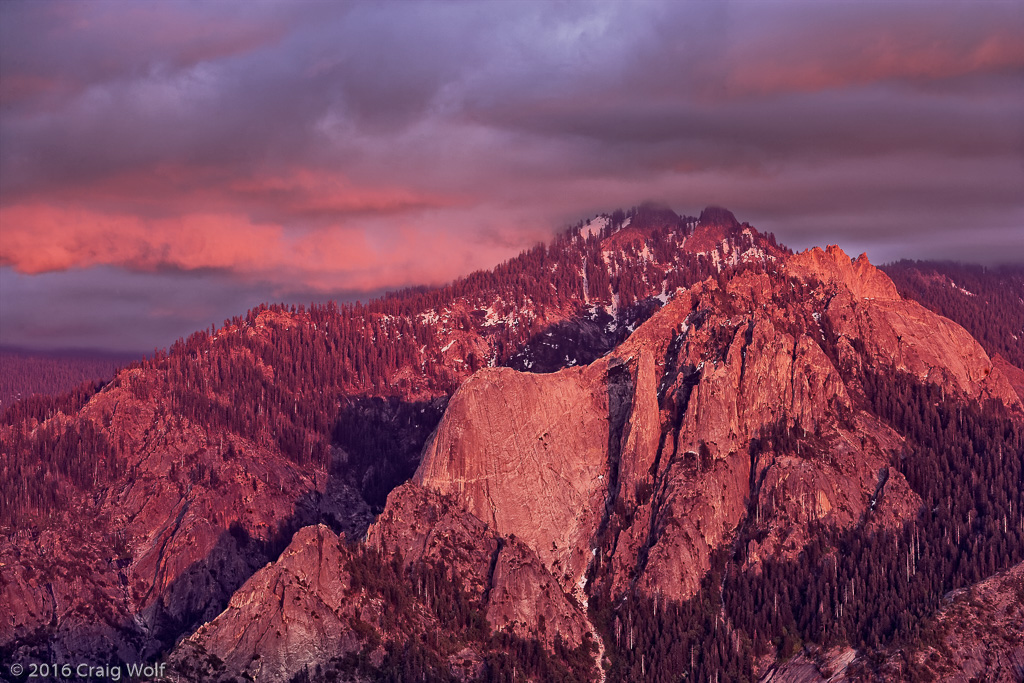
[0,0,1021,351]
[716,3,1024,98]
[1,204,291,275]
[0,1,293,108]
[0,198,504,293]
[0,265,276,353]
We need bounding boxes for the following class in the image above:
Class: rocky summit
[2,206,1022,682]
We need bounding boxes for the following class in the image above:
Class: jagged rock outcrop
[605,272,919,599]
[415,249,950,605]
[787,245,1021,410]
[170,525,363,682]
[416,242,1020,611]
[370,482,592,649]
[484,539,590,649]
[171,484,594,682]
[367,482,499,590]
[788,245,900,301]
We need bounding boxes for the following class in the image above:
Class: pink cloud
[722,20,1024,98]
[0,198,516,295]
[8,164,460,221]
[1,204,294,274]
[0,73,66,107]
[225,168,462,218]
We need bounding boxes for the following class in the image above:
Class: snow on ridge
[580,216,609,239]
[480,305,519,328]
[950,281,976,297]
[655,278,670,304]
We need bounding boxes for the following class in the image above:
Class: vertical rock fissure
[656,327,688,405]
[631,451,673,595]
[866,465,890,518]
[594,362,634,546]
[720,438,771,622]
[581,361,635,683]
[738,319,754,387]
[146,493,192,604]
[631,363,700,593]
[45,582,57,629]
[482,537,505,606]
[788,336,800,425]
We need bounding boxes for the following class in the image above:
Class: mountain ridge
[1,206,1022,682]
[170,237,1023,681]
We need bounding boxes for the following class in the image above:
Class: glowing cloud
[0,0,1021,351]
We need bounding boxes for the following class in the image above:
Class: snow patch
[950,281,976,297]
[580,216,609,239]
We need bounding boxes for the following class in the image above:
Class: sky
[1,1,1022,353]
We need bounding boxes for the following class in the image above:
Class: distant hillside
[0,348,135,410]
[882,261,1024,368]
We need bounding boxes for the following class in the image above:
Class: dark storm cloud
[0,266,261,352]
[0,264,400,353]
[0,0,1021,351]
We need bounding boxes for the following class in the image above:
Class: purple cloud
[0,0,1021,351]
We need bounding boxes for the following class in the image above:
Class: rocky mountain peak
[696,205,740,230]
[787,244,900,300]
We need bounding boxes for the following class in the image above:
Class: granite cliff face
[393,244,1020,678]
[414,248,943,608]
[414,365,610,598]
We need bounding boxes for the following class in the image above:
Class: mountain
[880,261,1024,371]
[1,205,1022,682]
